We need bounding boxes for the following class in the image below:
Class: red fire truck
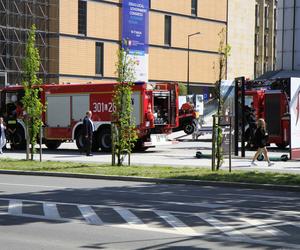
[244,80,290,149]
[0,82,179,151]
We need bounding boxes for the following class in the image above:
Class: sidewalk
[0,131,299,174]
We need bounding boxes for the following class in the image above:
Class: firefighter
[245,102,257,149]
[146,104,154,127]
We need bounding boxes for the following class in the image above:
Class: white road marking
[8,199,22,215]
[113,207,144,225]
[43,202,61,220]
[154,210,198,236]
[151,200,227,208]
[239,217,289,236]
[78,205,103,225]
[197,214,250,240]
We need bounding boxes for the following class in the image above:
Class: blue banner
[122,0,149,55]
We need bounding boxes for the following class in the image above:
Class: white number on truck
[93,102,116,113]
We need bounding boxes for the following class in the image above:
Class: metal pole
[187,32,201,95]
[187,36,190,95]
[234,78,239,156]
[229,116,232,172]
[39,126,42,162]
[241,77,246,157]
[212,115,216,171]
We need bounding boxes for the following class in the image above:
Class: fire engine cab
[0,82,179,151]
[244,79,290,149]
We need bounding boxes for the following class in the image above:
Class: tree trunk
[25,120,30,161]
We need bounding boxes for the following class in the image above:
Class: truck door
[169,83,178,127]
[46,95,71,128]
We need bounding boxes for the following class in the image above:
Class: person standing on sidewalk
[251,118,274,166]
[82,111,94,156]
[0,117,6,154]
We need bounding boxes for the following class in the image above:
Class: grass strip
[0,158,300,186]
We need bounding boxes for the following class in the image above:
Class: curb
[0,169,299,192]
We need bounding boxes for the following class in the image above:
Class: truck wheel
[183,123,195,135]
[99,127,111,152]
[75,133,85,150]
[11,129,26,150]
[45,140,62,150]
[276,143,289,149]
[134,140,149,152]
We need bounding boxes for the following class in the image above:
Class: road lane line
[78,205,103,225]
[8,199,22,215]
[197,214,250,240]
[113,207,144,225]
[154,210,198,236]
[239,217,289,236]
[43,202,61,220]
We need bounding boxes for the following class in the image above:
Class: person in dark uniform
[82,111,94,156]
[250,118,274,166]
[245,103,257,148]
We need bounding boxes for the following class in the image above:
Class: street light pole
[187,32,201,95]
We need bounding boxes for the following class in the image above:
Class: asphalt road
[0,174,300,249]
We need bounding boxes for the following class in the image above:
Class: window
[265,6,269,29]
[191,0,197,16]
[164,15,171,46]
[264,35,268,57]
[274,8,277,29]
[78,0,87,35]
[255,34,259,56]
[255,4,260,27]
[96,42,103,75]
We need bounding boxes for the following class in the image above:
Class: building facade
[276,0,300,71]
[0,0,229,95]
[254,0,277,78]
[0,0,59,85]
[227,0,256,80]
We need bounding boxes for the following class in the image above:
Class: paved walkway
[0,131,300,174]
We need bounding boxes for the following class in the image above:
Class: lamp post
[187,32,201,95]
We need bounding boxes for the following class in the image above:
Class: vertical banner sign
[122,0,149,82]
[290,78,300,159]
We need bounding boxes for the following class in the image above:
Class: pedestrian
[250,118,274,166]
[0,117,6,154]
[82,111,94,156]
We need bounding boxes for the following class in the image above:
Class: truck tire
[11,128,26,150]
[183,123,195,135]
[276,143,289,149]
[99,127,111,152]
[75,133,85,150]
[45,140,62,150]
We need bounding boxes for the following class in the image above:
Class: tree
[178,82,187,96]
[111,48,138,166]
[22,24,44,161]
[213,28,231,170]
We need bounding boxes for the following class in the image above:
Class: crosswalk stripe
[155,210,198,235]
[197,214,250,239]
[43,202,61,220]
[239,217,289,236]
[113,207,144,225]
[8,199,22,215]
[78,205,103,225]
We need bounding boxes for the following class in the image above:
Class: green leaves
[112,48,138,166]
[22,24,44,159]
